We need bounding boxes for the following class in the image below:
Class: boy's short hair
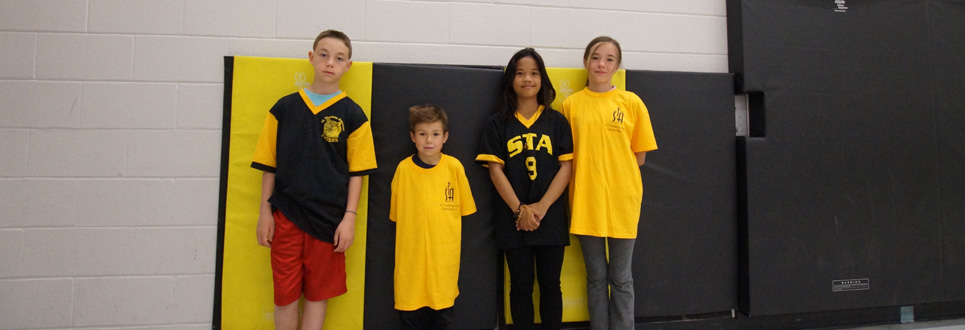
[408,104,449,133]
[314,29,352,59]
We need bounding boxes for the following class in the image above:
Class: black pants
[505,245,565,330]
[399,306,453,330]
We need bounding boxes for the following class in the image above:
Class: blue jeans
[578,235,636,330]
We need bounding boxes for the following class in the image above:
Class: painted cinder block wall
[0,0,729,328]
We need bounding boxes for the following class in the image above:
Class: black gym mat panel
[929,0,965,302]
[730,0,932,94]
[628,70,738,317]
[729,0,958,316]
[366,63,502,330]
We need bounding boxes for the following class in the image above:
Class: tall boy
[251,30,377,330]
[390,104,477,330]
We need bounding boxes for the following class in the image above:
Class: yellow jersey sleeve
[251,112,278,171]
[347,120,378,174]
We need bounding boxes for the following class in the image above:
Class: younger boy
[389,104,477,330]
[251,30,377,330]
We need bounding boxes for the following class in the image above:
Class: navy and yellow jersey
[561,87,657,239]
[390,154,476,311]
[251,90,377,243]
[475,106,574,249]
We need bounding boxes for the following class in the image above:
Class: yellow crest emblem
[321,116,344,142]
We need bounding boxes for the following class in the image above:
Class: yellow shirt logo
[445,181,455,202]
[613,107,624,123]
[607,107,625,132]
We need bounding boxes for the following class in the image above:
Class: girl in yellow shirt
[560,36,657,330]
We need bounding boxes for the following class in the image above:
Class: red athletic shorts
[270,209,347,306]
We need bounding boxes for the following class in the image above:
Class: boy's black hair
[408,104,449,132]
[496,48,556,121]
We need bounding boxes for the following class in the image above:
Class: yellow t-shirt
[389,154,477,310]
[561,87,657,238]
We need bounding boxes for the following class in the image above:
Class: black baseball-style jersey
[476,106,573,249]
[252,90,377,243]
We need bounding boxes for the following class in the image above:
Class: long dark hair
[496,48,556,121]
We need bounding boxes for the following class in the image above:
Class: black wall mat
[728,0,962,315]
[366,63,502,330]
[627,71,738,316]
[931,1,965,301]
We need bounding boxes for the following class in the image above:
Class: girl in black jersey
[476,48,574,330]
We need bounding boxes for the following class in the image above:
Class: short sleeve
[475,115,505,167]
[347,120,378,175]
[555,112,574,162]
[251,111,278,172]
[628,93,658,153]
[389,162,402,222]
[457,164,477,216]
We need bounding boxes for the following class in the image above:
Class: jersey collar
[514,105,545,129]
[299,89,347,115]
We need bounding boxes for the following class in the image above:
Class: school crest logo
[445,182,455,202]
[612,107,624,123]
[607,107,626,132]
[321,116,344,142]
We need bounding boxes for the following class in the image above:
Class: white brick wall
[134,36,229,82]
[450,3,531,46]
[532,8,608,49]
[73,277,173,326]
[177,84,226,129]
[366,1,451,43]
[80,83,179,129]
[89,0,185,35]
[37,34,135,80]
[0,0,729,328]
[277,0,366,39]
[0,0,87,32]
[184,0,277,38]
[0,132,29,176]
[0,179,76,228]
[0,278,74,329]
[0,33,36,78]
[0,230,22,278]
[0,81,83,128]
[28,130,128,177]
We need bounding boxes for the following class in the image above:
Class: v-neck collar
[299,89,346,115]
[514,105,545,129]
